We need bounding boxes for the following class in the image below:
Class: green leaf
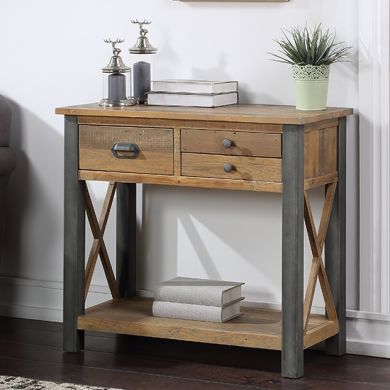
[269,23,351,66]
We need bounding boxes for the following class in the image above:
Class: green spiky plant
[270,24,351,66]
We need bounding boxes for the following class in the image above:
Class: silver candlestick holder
[100,38,135,107]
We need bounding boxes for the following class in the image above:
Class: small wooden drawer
[181,129,281,158]
[181,153,282,182]
[79,125,173,175]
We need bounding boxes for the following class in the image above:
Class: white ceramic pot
[292,64,330,111]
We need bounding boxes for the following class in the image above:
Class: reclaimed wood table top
[55,103,353,125]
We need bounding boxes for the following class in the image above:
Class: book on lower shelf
[152,79,238,94]
[152,277,245,323]
[154,276,244,306]
[152,299,243,323]
[147,91,238,108]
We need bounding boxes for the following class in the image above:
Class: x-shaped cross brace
[303,181,338,333]
[80,179,339,329]
[81,181,120,301]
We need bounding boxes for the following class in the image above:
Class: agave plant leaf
[292,28,306,60]
[281,30,300,60]
[310,27,319,65]
[277,41,301,63]
[270,23,351,66]
[305,28,313,64]
[315,41,332,65]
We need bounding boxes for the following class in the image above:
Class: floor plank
[0,316,389,390]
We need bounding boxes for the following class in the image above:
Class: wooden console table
[56,103,353,378]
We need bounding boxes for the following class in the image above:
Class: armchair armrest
[0,147,16,176]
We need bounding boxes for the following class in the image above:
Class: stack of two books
[147,80,239,108]
[152,277,244,323]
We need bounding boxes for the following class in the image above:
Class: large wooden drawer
[181,129,281,158]
[181,153,282,182]
[79,125,173,175]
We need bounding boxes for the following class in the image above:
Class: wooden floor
[0,317,389,390]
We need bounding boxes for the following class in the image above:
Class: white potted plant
[270,24,351,111]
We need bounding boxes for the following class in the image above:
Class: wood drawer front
[79,125,173,175]
[181,153,282,182]
[181,129,281,158]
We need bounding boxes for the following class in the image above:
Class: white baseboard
[1,276,389,359]
[346,309,390,358]
[0,275,111,322]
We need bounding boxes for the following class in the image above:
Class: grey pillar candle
[133,61,151,104]
[108,73,126,102]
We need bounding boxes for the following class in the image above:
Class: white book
[154,277,244,307]
[152,299,242,323]
[152,80,238,94]
[147,91,238,108]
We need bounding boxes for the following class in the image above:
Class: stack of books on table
[147,80,239,108]
[152,277,244,323]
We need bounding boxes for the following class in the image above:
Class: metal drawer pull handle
[111,142,140,159]
[223,139,233,148]
[223,163,234,173]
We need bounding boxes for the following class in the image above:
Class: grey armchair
[0,96,16,256]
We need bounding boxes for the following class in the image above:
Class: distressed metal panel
[116,183,137,298]
[282,124,305,378]
[63,115,85,352]
[325,117,347,355]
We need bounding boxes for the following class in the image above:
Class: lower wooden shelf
[78,298,339,351]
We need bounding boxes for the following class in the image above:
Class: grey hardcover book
[152,299,242,323]
[152,80,238,94]
[154,277,244,307]
[147,91,238,108]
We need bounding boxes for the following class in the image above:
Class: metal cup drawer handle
[223,139,233,148]
[224,163,234,173]
[111,142,140,159]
